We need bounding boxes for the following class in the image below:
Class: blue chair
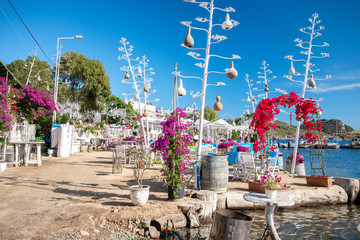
[228,152,237,165]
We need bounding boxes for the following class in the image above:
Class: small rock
[94,229,100,234]
[149,226,160,239]
[140,220,150,228]
[80,230,89,236]
[138,229,145,236]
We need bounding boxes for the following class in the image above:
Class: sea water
[177,148,360,239]
[280,148,360,179]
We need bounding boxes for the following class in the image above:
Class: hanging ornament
[226,61,238,79]
[137,67,142,78]
[251,96,256,103]
[144,85,149,92]
[125,71,130,79]
[213,96,223,111]
[184,27,194,47]
[143,109,148,117]
[177,79,186,96]
[308,74,316,88]
[289,61,295,75]
[222,13,233,30]
[316,102,322,116]
[264,84,269,92]
[246,95,250,102]
[290,111,293,125]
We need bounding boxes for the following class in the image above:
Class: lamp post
[52,35,83,124]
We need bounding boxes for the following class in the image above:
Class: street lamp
[52,35,83,123]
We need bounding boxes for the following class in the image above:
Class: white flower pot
[265,189,277,199]
[129,185,150,206]
[0,162,7,173]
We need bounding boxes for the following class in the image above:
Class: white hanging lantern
[177,79,186,96]
[222,13,233,30]
[308,74,316,88]
[184,27,194,47]
[125,71,130,79]
[316,102,322,116]
[226,61,238,79]
[137,67,142,78]
[289,61,295,75]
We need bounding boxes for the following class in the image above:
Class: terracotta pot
[248,180,265,193]
[306,175,333,187]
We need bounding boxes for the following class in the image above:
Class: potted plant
[129,147,150,206]
[151,108,194,201]
[260,171,290,199]
[306,132,333,186]
[285,152,306,176]
[217,142,231,155]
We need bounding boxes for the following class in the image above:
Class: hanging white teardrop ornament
[125,71,130,79]
[226,61,238,79]
[213,96,223,111]
[247,96,250,102]
[222,13,233,30]
[308,74,316,88]
[184,27,194,47]
[289,61,295,75]
[177,79,186,96]
[137,67,142,78]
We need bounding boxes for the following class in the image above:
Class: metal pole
[52,37,61,124]
[173,63,177,111]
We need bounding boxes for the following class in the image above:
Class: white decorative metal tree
[118,38,148,147]
[257,60,277,99]
[139,55,156,147]
[243,74,257,112]
[180,0,240,167]
[283,13,331,174]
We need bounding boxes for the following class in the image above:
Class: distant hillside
[226,117,355,138]
[270,120,307,138]
[300,119,354,135]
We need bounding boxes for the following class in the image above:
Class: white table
[9,141,44,167]
[243,193,295,240]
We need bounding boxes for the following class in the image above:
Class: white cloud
[315,83,360,93]
[332,69,360,80]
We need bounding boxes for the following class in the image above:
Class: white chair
[113,146,126,164]
[242,153,262,182]
[232,152,246,181]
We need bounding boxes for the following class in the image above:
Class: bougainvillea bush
[13,85,58,122]
[0,77,13,142]
[151,108,194,191]
[250,92,322,158]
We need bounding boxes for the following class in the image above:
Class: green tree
[59,52,111,113]
[231,130,240,140]
[6,56,54,92]
[105,95,137,125]
[204,106,218,121]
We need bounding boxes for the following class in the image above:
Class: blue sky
[1,0,360,130]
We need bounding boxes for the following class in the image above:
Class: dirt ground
[0,150,308,240]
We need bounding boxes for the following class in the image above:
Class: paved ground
[0,150,324,240]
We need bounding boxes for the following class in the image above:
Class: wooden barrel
[210,209,252,240]
[200,155,228,193]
